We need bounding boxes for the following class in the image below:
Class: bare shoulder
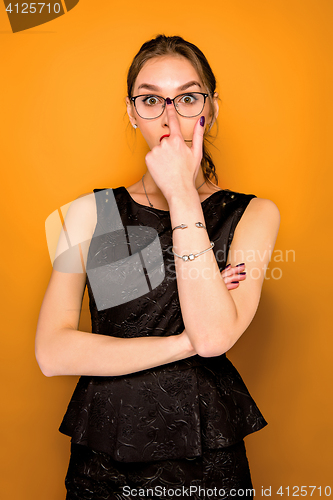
[66,192,97,224]
[248,196,280,215]
[73,191,97,210]
[235,196,280,240]
[242,197,280,224]
[58,192,97,250]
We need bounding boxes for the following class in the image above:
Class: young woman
[36,35,280,499]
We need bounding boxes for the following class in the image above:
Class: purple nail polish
[200,116,205,127]
[231,281,239,284]
[236,263,245,267]
[239,272,246,275]
[166,97,172,105]
[225,264,231,269]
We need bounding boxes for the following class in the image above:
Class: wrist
[176,331,196,356]
[167,186,200,209]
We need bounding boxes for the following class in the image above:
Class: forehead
[134,55,204,94]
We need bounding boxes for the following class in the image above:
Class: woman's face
[126,55,218,150]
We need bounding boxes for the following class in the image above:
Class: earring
[133,124,137,129]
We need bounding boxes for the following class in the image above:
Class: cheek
[182,120,197,138]
[138,123,158,147]
[137,120,152,136]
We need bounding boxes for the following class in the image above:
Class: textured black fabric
[65,440,254,500]
[59,187,267,463]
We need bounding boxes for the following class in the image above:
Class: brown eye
[142,96,163,106]
[179,94,197,105]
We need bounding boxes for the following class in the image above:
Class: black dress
[60,187,267,500]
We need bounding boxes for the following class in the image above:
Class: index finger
[165,98,182,137]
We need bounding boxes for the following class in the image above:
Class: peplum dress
[60,186,267,497]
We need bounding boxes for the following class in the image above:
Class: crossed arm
[168,191,280,357]
[35,191,280,377]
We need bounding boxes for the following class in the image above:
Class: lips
[160,134,170,142]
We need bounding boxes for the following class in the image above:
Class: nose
[162,114,170,129]
[161,100,170,127]
[161,97,179,127]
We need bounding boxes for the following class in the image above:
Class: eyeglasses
[129,92,209,120]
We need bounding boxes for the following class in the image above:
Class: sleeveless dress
[61,186,267,500]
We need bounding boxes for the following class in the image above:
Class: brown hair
[127,34,219,185]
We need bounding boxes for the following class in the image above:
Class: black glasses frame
[129,92,209,119]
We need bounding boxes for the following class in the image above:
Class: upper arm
[36,193,97,358]
[53,192,97,274]
[226,197,280,341]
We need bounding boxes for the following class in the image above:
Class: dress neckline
[119,186,226,213]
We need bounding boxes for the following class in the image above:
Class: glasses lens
[175,93,205,117]
[135,95,165,119]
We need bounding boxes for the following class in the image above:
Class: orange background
[1,0,332,498]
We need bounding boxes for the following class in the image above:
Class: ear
[213,92,219,120]
[126,96,138,129]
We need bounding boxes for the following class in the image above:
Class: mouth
[159,134,192,143]
[160,134,170,142]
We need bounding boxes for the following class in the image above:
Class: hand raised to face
[145,99,205,201]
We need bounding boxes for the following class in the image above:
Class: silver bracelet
[172,223,188,232]
[195,222,207,230]
[172,222,207,232]
[172,241,215,261]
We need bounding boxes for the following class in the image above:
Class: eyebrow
[137,80,202,92]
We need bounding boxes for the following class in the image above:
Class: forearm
[168,188,238,357]
[36,329,196,377]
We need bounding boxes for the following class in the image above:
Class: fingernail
[166,97,172,105]
[231,281,239,284]
[236,263,245,267]
[225,264,231,269]
[200,116,205,127]
[239,272,246,275]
